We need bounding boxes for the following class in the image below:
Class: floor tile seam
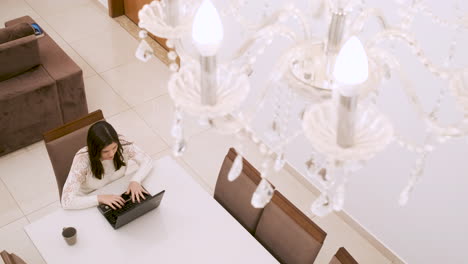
[185,127,212,140]
[127,92,171,109]
[0,150,26,163]
[0,215,26,231]
[12,11,63,43]
[66,21,124,49]
[23,0,102,77]
[19,0,47,26]
[25,0,119,45]
[62,42,100,77]
[24,0,92,18]
[95,72,132,109]
[178,155,215,191]
[176,157,214,193]
[149,147,213,193]
[41,1,118,27]
[110,108,169,153]
[0,177,27,219]
[103,108,132,120]
[131,106,172,148]
[24,199,61,221]
[129,94,208,146]
[94,56,139,76]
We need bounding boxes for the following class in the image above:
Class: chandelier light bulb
[191,0,224,56]
[333,36,369,87]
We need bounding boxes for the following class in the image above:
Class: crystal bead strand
[369,30,454,79]
[415,1,463,30]
[172,107,186,156]
[274,86,294,172]
[349,8,388,35]
[417,22,465,139]
[167,47,179,72]
[399,146,430,206]
[394,133,434,154]
[227,148,244,181]
[268,82,283,142]
[397,0,418,31]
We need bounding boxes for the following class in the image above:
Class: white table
[25,156,278,264]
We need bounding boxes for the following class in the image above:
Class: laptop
[98,189,165,229]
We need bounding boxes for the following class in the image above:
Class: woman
[61,121,152,210]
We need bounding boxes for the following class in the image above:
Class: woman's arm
[61,151,99,210]
[123,142,153,183]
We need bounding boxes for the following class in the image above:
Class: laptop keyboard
[104,193,151,224]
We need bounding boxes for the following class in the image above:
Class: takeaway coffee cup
[62,227,77,245]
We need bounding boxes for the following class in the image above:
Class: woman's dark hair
[87,121,126,179]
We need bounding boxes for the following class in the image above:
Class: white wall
[213,0,468,263]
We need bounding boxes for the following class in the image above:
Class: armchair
[0,16,88,156]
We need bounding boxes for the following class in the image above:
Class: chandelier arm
[415,0,466,30]
[237,81,276,124]
[394,66,435,126]
[396,66,468,140]
[222,0,258,30]
[367,29,464,78]
[223,1,312,39]
[399,146,430,206]
[395,0,419,30]
[230,25,297,73]
[367,29,468,138]
[348,8,389,36]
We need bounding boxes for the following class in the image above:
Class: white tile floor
[0,1,396,263]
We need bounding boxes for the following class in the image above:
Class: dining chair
[0,250,27,264]
[214,148,273,234]
[329,247,359,264]
[43,109,104,199]
[254,190,327,264]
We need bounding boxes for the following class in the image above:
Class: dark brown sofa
[0,16,88,156]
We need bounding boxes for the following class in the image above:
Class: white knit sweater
[61,138,152,210]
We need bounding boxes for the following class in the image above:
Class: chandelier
[134,0,468,216]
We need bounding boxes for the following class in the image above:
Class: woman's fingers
[108,202,117,210]
[113,200,122,209]
[113,197,124,208]
[139,191,146,201]
[127,185,148,204]
[136,191,141,203]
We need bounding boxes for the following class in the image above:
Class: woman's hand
[126,181,149,203]
[98,194,125,210]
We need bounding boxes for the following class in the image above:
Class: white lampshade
[191,0,224,56]
[333,36,369,86]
